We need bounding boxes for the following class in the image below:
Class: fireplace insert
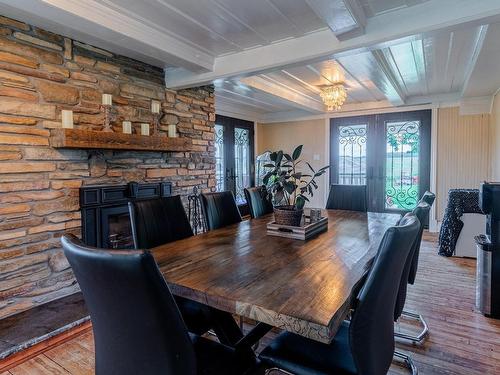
[80,182,172,249]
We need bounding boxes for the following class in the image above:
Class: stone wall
[0,15,216,318]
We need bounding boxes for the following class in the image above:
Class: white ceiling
[1,0,500,121]
[220,22,489,119]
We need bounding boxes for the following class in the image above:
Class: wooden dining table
[152,209,400,344]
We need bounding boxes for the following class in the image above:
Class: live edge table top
[152,210,400,344]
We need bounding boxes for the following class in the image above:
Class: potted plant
[263,145,329,226]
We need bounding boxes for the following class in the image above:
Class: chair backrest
[393,212,422,321]
[325,184,367,212]
[408,201,431,284]
[128,196,193,249]
[419,190,436,207]
[200,191,242,230]
[244,186,273,219]
[61,234,196,375]
[349,214,419,375]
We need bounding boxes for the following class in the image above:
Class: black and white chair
[325,184,367,212]
[200,191,242,230]
[61,234,265,375]
[259,214,420,375]
[128,196,243,345]
[244,186,273,219]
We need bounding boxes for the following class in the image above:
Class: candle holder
[100,104,116,132]
[152,113,161,136]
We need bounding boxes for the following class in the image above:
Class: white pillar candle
[61,110,73,129]
[140,123,150,136]
[122,121,132,134]
[102,94,112,106]
[151,100,160,114]
[168,124,177,138]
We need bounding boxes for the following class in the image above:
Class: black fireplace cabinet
[80,182,172,249]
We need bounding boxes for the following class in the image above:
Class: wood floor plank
[44,341,94,375]
[6,234,500,375]
[8,355,70,375]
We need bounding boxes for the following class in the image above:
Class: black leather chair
[129,196,193,249]
[244,186,273,219]
[420,190,436,207]
[200,191,242,230]
[128,196,243,344]
[62,234,264,375]
[392,205,430,374]
[325,184,367,212]
[394,198,433,349]
[259,214,420,375]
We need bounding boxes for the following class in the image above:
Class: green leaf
[291,172,302,180]
[295,195,306,210]
[270,152,278,162]
[284,181,296,194]
[263,163,275,168]
[292,145,303,160]
[263,171,273,185]
[276,150,283,165]
[284,153,292,162]
[306,162,315,173]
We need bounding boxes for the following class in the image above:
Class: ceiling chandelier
[319,83,347,111]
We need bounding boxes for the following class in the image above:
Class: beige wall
[490,93,500,181]
[257,119,329,208]
[435,107,490,221]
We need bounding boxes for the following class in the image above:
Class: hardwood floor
[3,233,500,375]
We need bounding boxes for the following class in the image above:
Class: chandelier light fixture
[319,83,347,111]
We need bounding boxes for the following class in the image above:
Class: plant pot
[274,205,304,227]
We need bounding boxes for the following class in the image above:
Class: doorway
[330,110,431,213]
[214,115,255,207]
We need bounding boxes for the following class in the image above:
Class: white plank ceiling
[2,0,500,121]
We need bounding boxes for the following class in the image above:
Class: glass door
[214,115,255,208]
[330,110,431,213]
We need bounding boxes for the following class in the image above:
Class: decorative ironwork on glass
[234,127,250,204]
[214,124,225,192]
[256,151,272,186]
[385,121,420,210]
[338,124,367,185]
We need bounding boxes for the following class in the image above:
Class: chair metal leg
[394,350,418,375]
[395,310,429,343]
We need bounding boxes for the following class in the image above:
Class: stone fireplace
[0,16,216,319]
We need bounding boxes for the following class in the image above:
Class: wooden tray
[267,216,328,240]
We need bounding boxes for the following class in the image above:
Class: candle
[122,121,132,134]
[102,94,112,106]
[140,123,150,136]
[168,124,177,138]
[61,110,73,129]
[151,100,160,114]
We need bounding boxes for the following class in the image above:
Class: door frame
[215,115,255,210]
[330,109,431,214]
